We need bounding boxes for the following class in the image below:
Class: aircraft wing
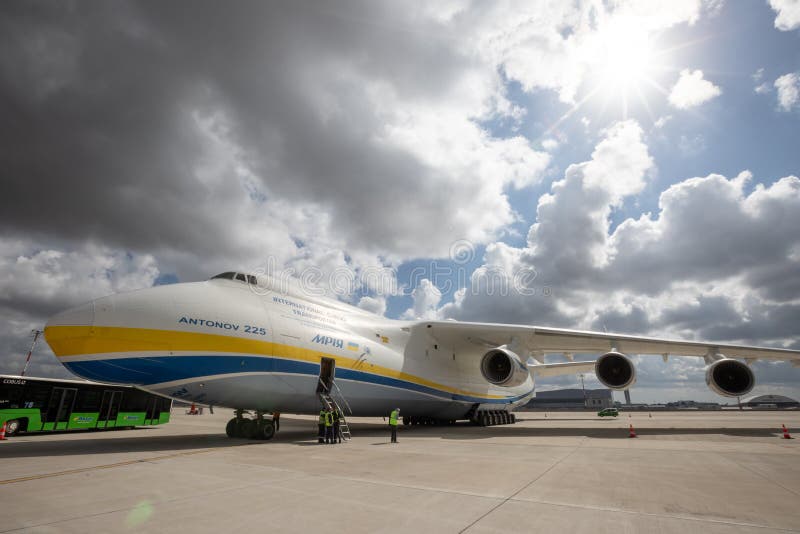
[415,321,800,364]
[526,361,597,377]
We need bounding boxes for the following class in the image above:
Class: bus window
[24,382,53,410]
[0,384,24,409]
[75,388,102,412]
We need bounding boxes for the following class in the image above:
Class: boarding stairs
[319,381,352,441]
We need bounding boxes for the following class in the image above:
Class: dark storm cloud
[0,1,247,258]
[0,1,543,263]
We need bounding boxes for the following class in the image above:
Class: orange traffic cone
[782,424,792,439]
[628,424,637,438]
[0,421,7,441]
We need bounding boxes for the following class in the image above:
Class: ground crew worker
[324,408,334,444]
[318,408,326,443]
[389,407,400,443]
[273,411,280,432]
[332,408,341,444]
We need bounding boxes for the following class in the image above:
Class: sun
[541,15,678,135]
[593,21,655,91]
[573,16,671,121]
[586,15,660,96]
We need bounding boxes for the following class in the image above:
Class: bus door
[44,387,77,430]
[145,395,159,425]
[98,390,122,428]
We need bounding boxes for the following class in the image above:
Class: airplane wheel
[480,413,489,426]
[403,416,410,426]
[225,418,238,438]
[238,419,256,439]
[511,413,516,424]
[258,421,276,440]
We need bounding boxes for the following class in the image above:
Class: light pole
[21,329,43,377]
[580,373,586,408]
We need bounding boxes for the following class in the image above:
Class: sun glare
[590,18,655,94]
[541,14,681,136]
[595,24,654,90]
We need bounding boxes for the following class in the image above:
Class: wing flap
[528,361,596,377]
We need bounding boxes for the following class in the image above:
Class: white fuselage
[44,277,534,418]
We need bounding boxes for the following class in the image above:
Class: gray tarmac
[1,410,799,533]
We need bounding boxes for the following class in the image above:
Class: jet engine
[594,351,636,390]
[705,357,755,397]
[480,348,529,387]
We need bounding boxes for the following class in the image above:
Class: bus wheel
[225,418,238,438]
[258,421,276,441]
[5,419,20,436]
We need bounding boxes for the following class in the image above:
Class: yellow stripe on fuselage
[44,325,509,400]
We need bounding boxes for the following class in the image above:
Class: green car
[597,408,619,417]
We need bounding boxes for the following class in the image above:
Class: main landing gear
[225,409,276,440]
[471,410,515,426]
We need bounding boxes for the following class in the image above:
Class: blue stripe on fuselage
[63,354,530,404]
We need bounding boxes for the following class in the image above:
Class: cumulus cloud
[654,115,672,128]
[402,279,442,320]
[752,68,771,94]
[668,69,722,109]
[774,72,800,111]
[0,239,160,376]
[416,122,800,401]
[769,0,800,31]
[357,295,387,316]
[0,1,551,276]
[455,1,707,103]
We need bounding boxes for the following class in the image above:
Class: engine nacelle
[480,348,529,387]
[594,351,636,390]
[705,358,755,397]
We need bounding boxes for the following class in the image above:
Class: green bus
[0,375,172,437]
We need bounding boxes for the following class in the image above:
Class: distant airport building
[525,388,613,409]
[741,395,799,409]
[665,400,721,410]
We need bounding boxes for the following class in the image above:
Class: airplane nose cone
[44,300,96,357]
[46,300,95,327]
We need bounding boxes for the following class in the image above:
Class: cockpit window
[211,272,258,285]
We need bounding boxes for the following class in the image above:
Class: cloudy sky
[1,0,799,403]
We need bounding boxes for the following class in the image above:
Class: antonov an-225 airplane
[44,271,800,440]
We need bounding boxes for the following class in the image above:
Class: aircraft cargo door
[317,357,335,394]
